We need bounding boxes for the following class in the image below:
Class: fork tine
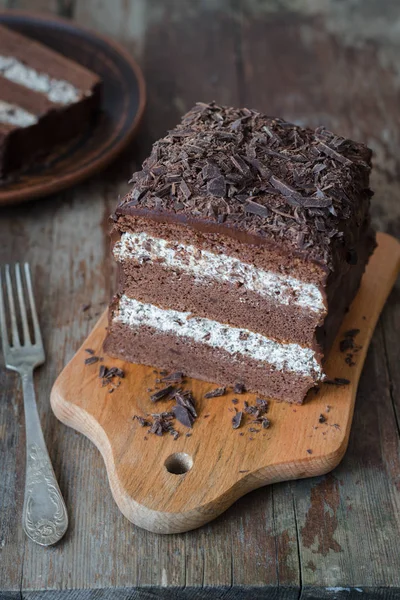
[24,263,42,347]
[5,265,20,348]
[0,269,10,352]
[15,263,31,346]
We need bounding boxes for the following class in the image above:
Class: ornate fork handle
[21,371,68,546]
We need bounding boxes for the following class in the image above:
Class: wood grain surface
[50,233,400,535]
[1,0,400,597]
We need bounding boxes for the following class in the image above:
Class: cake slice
[0,25,101,178]
[105,102,375,403]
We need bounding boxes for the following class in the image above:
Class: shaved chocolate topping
[116,102,373,269]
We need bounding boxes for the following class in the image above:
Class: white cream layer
[115,295,322,377]
[114,231,325,314]
[0,56,82,105]
[0,100,37,127]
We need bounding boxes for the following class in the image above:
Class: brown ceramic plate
[0,11,146,206]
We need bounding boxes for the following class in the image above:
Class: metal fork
[0,264,68,546]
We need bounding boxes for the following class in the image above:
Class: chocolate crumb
[232,411,243,429]
[232,398,239,405]
[85,356,100,365]
[101,366,124,380]
[239,432,244,436]
[85,348,95,355]
[256,398,269,412]
[204,387,226,398]
[150,385,176,402]
[186,433,192,437]
[319,414,327,424]
[261,418,271,429]
[239,470,249,473]
[326,405,331,413]
[233,382,246,394]
[133,415,152,427]
[307,449,313,454]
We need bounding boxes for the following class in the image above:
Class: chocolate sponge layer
[104,319,316,404]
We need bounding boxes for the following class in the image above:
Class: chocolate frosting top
[116,102,373,270]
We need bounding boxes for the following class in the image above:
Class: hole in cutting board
[164,453,193,475]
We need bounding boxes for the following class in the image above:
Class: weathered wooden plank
[0,367,25,599]
[294,325,400,597]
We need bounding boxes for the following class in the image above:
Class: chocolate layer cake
[0,25,101,178]
[105,102,375,403]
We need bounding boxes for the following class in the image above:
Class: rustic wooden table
[1,1,400,598]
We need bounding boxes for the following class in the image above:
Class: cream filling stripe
[0,100,37,127]
[114,231,325,313]
[115,295,323,377]
[0,56,82,105]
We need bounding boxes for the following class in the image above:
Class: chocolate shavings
[232,411,243,429]
[150,385,176,402]
[204,387,226,398]
[173,404,195,428]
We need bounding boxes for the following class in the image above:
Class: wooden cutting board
[51,232,400,534]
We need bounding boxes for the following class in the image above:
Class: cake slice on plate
[105,102,375,403]
[0,24,101,178]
